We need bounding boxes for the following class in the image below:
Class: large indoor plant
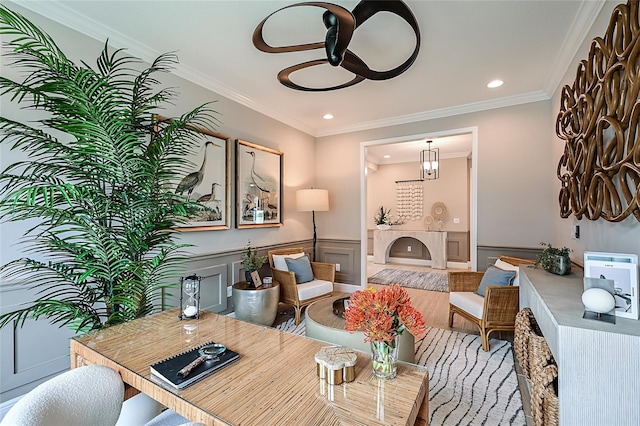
[0,6,219,333]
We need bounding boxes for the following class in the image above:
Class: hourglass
[179,275,201,320]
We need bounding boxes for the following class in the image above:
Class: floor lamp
[296,189,329,262]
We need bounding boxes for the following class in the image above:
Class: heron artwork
[176,141,220,198]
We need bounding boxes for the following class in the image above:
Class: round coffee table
[305,293,415,363]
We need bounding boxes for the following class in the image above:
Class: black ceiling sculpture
[252,0,421,91]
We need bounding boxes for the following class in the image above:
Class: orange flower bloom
[344,284,426,343]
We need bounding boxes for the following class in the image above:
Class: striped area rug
[368,268,449,292]
[276,318,525,426]
[416,327,525,425]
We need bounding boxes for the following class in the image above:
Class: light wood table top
[71,309,429,425]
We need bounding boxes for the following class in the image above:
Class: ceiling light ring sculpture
[277,52,368,92]
[253,0,421,91]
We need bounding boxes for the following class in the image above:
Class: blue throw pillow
[475,265,516,297]
[285,256,314,284]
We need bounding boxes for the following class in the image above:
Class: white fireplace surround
[373,230,447,269]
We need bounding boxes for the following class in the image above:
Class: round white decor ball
[582,288,615,313]
[183,305,198,317]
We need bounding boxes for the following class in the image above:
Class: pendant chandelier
[420,140,439,180]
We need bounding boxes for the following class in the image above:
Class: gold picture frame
[155,115,231,231]
[236,139,283,228]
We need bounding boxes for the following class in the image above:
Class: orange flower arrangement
[344,284,426,343]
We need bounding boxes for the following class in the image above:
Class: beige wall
[366,157,470,233]
[550,0,640,260]
[316,100,554,250]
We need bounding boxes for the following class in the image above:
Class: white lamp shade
[296,189,329,212]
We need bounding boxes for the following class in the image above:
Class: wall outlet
[453,217,460,224]
[227,285,232,298]
[572,225,580,239]
[335,263,340,272]
[407,245,412,252]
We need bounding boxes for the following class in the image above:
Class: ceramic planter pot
[544,254,571,275]
[376,224,391,230]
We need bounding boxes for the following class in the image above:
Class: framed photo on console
[236,139,283,228]
[584,252,639,320]
[154,115,231,231]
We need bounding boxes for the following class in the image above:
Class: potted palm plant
[0,6,220,334]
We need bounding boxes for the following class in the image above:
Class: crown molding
[8,0,598,139]
[315,91,550,138]
[543,0,607,96]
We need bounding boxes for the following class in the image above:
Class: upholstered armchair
[0,365,124,426]
[267,247,335,325]
[448,256,535,351]
[0,364,204,426]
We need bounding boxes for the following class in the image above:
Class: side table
[232,281,280,326]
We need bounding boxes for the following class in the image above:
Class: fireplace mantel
[373,230,447,269]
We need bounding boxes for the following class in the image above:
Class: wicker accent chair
[448,256,535,351]
[267,247,335,325]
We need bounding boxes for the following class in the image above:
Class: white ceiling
[12,0,605,161]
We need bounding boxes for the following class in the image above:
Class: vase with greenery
[374,206,392,230]
[241,241,267,285]
[0,6,220,334]
[535,243,572,275]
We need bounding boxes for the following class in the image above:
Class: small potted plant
[374,206,392,230]
[241,241,267,284]
[234,241,279,326]
[535,242,572,275]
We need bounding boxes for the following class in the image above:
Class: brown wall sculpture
[556,0,640,222]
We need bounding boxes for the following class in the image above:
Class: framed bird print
[155,115,231,231]
[236,139,283,228]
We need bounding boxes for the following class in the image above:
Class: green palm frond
[0,5,219,333]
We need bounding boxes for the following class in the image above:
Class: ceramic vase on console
[370,336,399,379]
[545,254,571,276]
[376,224,391,230]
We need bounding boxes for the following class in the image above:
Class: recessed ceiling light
[323,114,334,120]
[383,155,391,159]
[487,80,504,88]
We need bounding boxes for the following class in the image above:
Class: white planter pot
[376,224,391,230]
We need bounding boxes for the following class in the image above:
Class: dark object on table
[177,343,227,379]
[332,297,351,318]
[150,341,239,389]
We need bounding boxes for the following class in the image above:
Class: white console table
[373,230,447,269]
[519,266,640,426]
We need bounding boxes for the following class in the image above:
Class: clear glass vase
[370,337,399,379]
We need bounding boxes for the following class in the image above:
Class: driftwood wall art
[556,0,640,222]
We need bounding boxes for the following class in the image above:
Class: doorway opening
[359,127,478,287]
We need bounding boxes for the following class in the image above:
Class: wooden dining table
[70,309,429,425]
